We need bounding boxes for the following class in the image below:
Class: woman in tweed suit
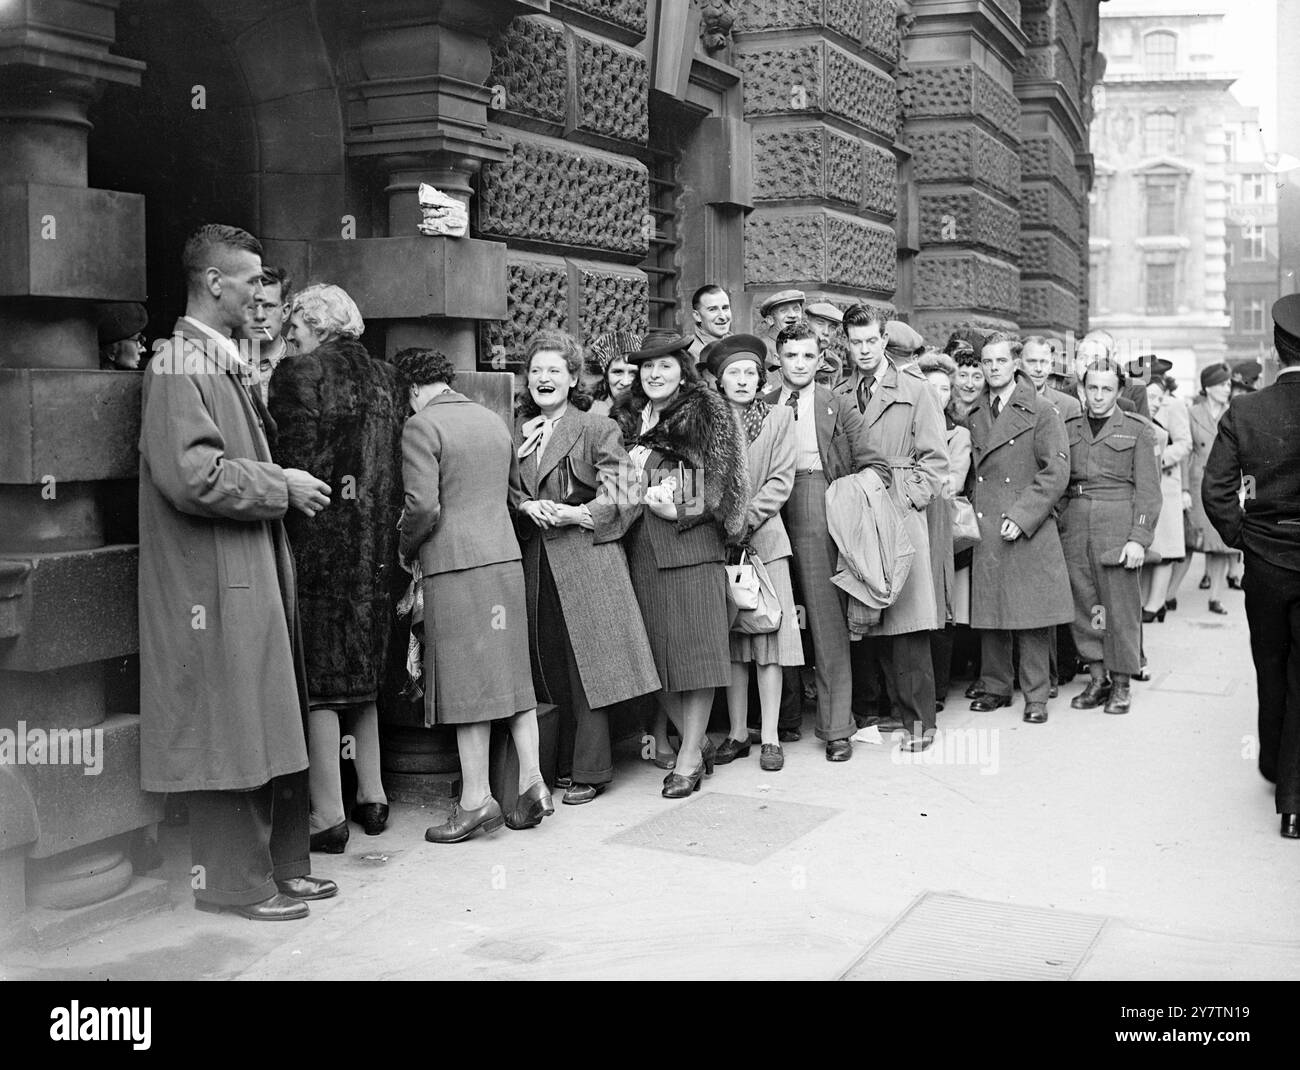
[611,330,750,798]
[513,331,660,806]
[704,335,802,773]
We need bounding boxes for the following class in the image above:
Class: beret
[1200,362,1231,390]
[805,301,843,324]
[95,302,148,346]
[627,329,694,365]
[758,289,806,318]
[885,319,924,357]
[702,334,766,380]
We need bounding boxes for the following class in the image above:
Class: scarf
[740,398,770,444]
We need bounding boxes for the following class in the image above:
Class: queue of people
[137,224,1298,922]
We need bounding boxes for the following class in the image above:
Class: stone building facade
[0,0,1103,942]
[1223,99,1279,377]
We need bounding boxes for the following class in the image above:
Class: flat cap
[759,289,806,318]
[885,319,924,357]
[702,333,766,381]
[805,301,843,324]
[627,329,694,365]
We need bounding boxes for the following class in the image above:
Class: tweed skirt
[625,521,731,693]
[729,554,804,667]
[422,561,536,725]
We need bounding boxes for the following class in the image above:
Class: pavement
[3,574,1297,981]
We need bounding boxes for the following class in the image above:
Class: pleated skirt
[625,521,731,693]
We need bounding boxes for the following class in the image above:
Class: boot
[1104,673,1131,715]
[1070,662,1112,709]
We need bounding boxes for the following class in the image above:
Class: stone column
[0,0,162,939]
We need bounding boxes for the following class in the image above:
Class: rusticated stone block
[1021,232,1081,289]
[826,0,861,41]
[861,0,898,62]
[482,254,570,368]
[826,215,895,291]
[479,135,649,256]
[575,33,649,144]
[915,252,1020,315]
[558,0,647,36]
[738,44,823,116]
[863,145,897,216]
[573,262,649,342]
[914,313,1018,348]
[745,212,826,284]
[1019,43,1078,96]
[919,190,1021,259]
[909,65,1020,141]
[826,45,895,139]
[828,132,864,205]
[735,0,819,32]
[910,127,1021,201]
[1021,134,1080,196]
[1021,279,1080,329]
[1020,182,1082,244]
[753,127,824,200]
[488,16,567,125]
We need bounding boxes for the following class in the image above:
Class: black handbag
[555,456,599,506]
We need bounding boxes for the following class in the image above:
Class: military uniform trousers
[783,473,855,742]
[1061,492,1143,676]
[1242,551,1300,814]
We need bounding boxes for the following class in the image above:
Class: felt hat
[627,329,694,365]
[702,334,766,381]
[1199,362,1231,390]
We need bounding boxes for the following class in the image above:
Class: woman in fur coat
[611,330,750,798]
[269,284,402,851]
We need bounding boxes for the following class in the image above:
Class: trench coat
[513,406,661,711]
[833,359,948,635]
[739,403,795,562]
[964,374,1073,630]
[138,318,309,792]
[1186,396,1234,555]
[1149,397,1191,560]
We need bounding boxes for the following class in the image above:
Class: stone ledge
[4,876,171,953]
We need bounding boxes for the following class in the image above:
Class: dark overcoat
[268,337,404,704]
[964,374,1073,630]
[138,319,309,792]
[513,405,661,710]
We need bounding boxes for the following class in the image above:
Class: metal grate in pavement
[1148,672,1238,697]
[608,792,840,865]
[839,892,1106,981]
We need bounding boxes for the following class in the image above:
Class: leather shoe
[900,731,935,753]
[825,739,852,762]
[964,681,986,699]
[426,797,505,843]
[1199,574,1211,590]
[778,728,802,743]
[196,892,308,921]
[1282,813,1300,839]
[1048,685,1059,699]
[1104,679,1132,715]
[714,736,751,765]
[276,875,339,901]
[970,693,1011,712]
[309,820,348,854]
[662,764,704,798]
[759,743,784,771]
[1071,676,1112,709]
[1209,600,1228,615]
[350,802,388,836]
[562,782,606,805]
[504,780,554,829]
[1022,703,1048,724]
[868,716,906,733]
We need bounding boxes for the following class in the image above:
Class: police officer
[1062,359,1162,715]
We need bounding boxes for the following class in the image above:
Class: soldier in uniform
[1061,359,1162,716]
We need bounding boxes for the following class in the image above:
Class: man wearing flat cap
[759,289,806,365]
[1203,294,1300,840]
[806,301,846,385]
[884,319,925,367]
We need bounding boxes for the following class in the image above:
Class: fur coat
[612,383,750,540]
[268,337,405,704]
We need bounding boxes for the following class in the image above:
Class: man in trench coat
[138,224,335,920]
[963,333,1073,723]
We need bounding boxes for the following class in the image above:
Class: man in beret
[1203,294,1300,840]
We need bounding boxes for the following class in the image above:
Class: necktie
[857,375,874,414]
[992,396,1002,419]
[786,389,800,420]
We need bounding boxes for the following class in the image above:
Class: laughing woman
[612,331,750,798]
[513,331,661,806]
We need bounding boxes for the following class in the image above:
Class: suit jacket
[740,403,795,561]
[762,382,891,487]
[1203,374,1300,571]
[399,390,523,575]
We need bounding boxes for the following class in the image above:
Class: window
[1243,223,1266,261]
[1245,298,1267,333]
[1145,31,1177,72]
[640,150,681,330]
[1241,172,1269,203]
[1146,263,1176,314]
[1145,181,1177,235]
[1225,130,1237,162]
[1143,111,1177,155]
[1225,236,1235,268]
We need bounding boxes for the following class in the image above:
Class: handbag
[555,456,599,506]
[730,550,783,635]
[951,495,981,554]
[725,549,760,611]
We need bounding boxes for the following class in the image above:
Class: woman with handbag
[704,335,803,772]
[919,351,973,708]
[611,330,750,798]
[1060,360,1162,716]
[513,331,661,806]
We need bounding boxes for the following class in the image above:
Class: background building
[1088,2,1235,391]
[0,0,1106,942]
